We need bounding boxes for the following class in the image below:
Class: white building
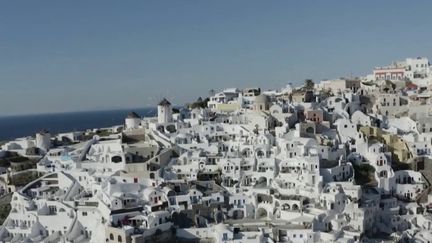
[1,63,432,242]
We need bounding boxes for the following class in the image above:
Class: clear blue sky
[1,0,431,116]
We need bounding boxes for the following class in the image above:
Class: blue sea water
[0,108,157,141]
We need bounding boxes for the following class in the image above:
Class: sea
[0,108,157,141]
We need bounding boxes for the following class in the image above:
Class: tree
[319,89,332,99]
[209,89,215,97]
[304,79,315,90]
[253,124,259,135]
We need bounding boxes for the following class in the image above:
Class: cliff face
[410,157,432,203]
[0,193,11,225]
[359,126,412,164]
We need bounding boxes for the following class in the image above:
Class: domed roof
[255,94,269,103]
[127,111,140,119]
[158,98,171,106]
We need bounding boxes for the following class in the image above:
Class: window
[111,156,122,163]
[109,233,114,240]
[82,212,87,216]
[417,161,425,170]
[118,235,122,242]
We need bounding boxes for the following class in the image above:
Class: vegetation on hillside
[82,129,115,140]
[186,97,209,109]
[353,164,376,186]
[303,79,315,91]
[0,158,10,168]
[10,171,42,187]
[0,193,11,225]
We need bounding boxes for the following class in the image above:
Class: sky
[1,0,432,116]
